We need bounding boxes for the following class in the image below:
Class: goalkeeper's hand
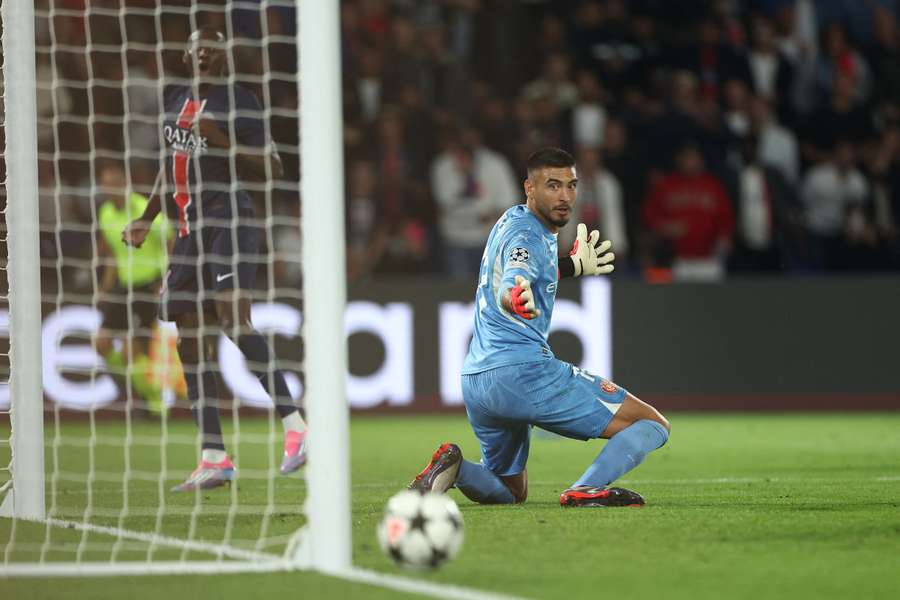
[561,223,615,277]
[503,276,540,320]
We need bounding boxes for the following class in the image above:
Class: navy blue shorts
[461,358,628,477]
[159,209,262,321]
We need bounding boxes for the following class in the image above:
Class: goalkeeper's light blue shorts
[461,358,628,477]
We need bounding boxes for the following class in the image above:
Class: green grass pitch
[2,412,899,599]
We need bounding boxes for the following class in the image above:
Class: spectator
[750,96,799,184]
[816,23,871,104]
[773,0,819,118]
[586,0,642,96]
[671,15,752,104]
[601,117,648,252]
[642,142,735,281]
[366,108,437,273]
[747,14,795,121]
[352,47,384,123]
[558,146,629,262]
[472,86,518,163]
[522,52,579,111]
[801,71,874,164]
[722,78,753,139]
[565,70,608,150]
[869,126,900,267]
[726,135,796,273]
[345,160,382,280]
[866,7,900,114]
[800,140,871,269]
[430,126,518,276]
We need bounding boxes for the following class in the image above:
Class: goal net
[1,0,349,576]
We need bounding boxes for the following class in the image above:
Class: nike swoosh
[216,272,234,282]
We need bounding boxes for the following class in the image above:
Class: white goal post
[0,0,46,524]
[1,0,349,577]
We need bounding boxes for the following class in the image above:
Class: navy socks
[237,332,299,419]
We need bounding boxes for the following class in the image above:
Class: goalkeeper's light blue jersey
[462,204,559,374]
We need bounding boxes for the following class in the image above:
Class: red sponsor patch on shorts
[601,379,618,394]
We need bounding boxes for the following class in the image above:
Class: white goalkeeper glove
[563,223,615,277]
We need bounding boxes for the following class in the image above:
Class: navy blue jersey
[462,204,560,374]
[161,84,266,236]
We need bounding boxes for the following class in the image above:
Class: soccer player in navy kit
[123,28,307,491]
[410,148,671,507]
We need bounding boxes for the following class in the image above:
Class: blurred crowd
[16,0,900,288]
[341,0,900,281]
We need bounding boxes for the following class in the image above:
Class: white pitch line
[36,517,280,563]
[3,522,529,600]
[341,566,528,600]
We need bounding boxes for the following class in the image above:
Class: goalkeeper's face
[184,29,227,80]
[525,166,578,232]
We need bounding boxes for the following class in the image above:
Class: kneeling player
[409,148,670,507]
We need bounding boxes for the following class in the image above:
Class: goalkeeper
[95,161,167,414]
[410,148,671,507]
[122,27,307,491]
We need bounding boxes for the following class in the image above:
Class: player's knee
[500,474,528,504]
[511,487,528,504]
[655,412,671,433]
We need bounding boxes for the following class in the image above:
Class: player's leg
[171,310,235,491]
[409,440,523,505]
[127,282,164,413]
[568,391,670,498]
[209,218,308,474]
[530,361,669,506]
[409,367,529,504]
[95,288,127,375]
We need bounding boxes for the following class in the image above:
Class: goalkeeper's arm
[559,223,615,278]
[501,276,540,320]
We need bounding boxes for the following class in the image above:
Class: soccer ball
[377,490,464,570]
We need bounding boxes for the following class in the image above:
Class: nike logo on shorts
[216,272,234,282]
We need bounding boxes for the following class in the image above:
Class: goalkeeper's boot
[171,457,236,492]
[408,442,461,494]
[559,485,645,508]
[279,430,308,475]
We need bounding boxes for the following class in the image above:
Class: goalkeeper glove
[505,276,540,320]
[560,223,615,277]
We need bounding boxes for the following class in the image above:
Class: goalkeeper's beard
[545,206,572,228]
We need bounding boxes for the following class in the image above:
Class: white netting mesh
[2,1,311,570]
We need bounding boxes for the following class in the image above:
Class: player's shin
[455,460,516,505]
[185,368,225,452]
[236,332,305,425]
[235,331,308,474]
[573,419,669,489]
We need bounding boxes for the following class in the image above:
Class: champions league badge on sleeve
[508,247,530,269]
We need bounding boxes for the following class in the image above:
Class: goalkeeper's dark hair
[526,147,575,176]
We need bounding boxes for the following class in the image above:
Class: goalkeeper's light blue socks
[574,419,669,489]
[454,460,515,504]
